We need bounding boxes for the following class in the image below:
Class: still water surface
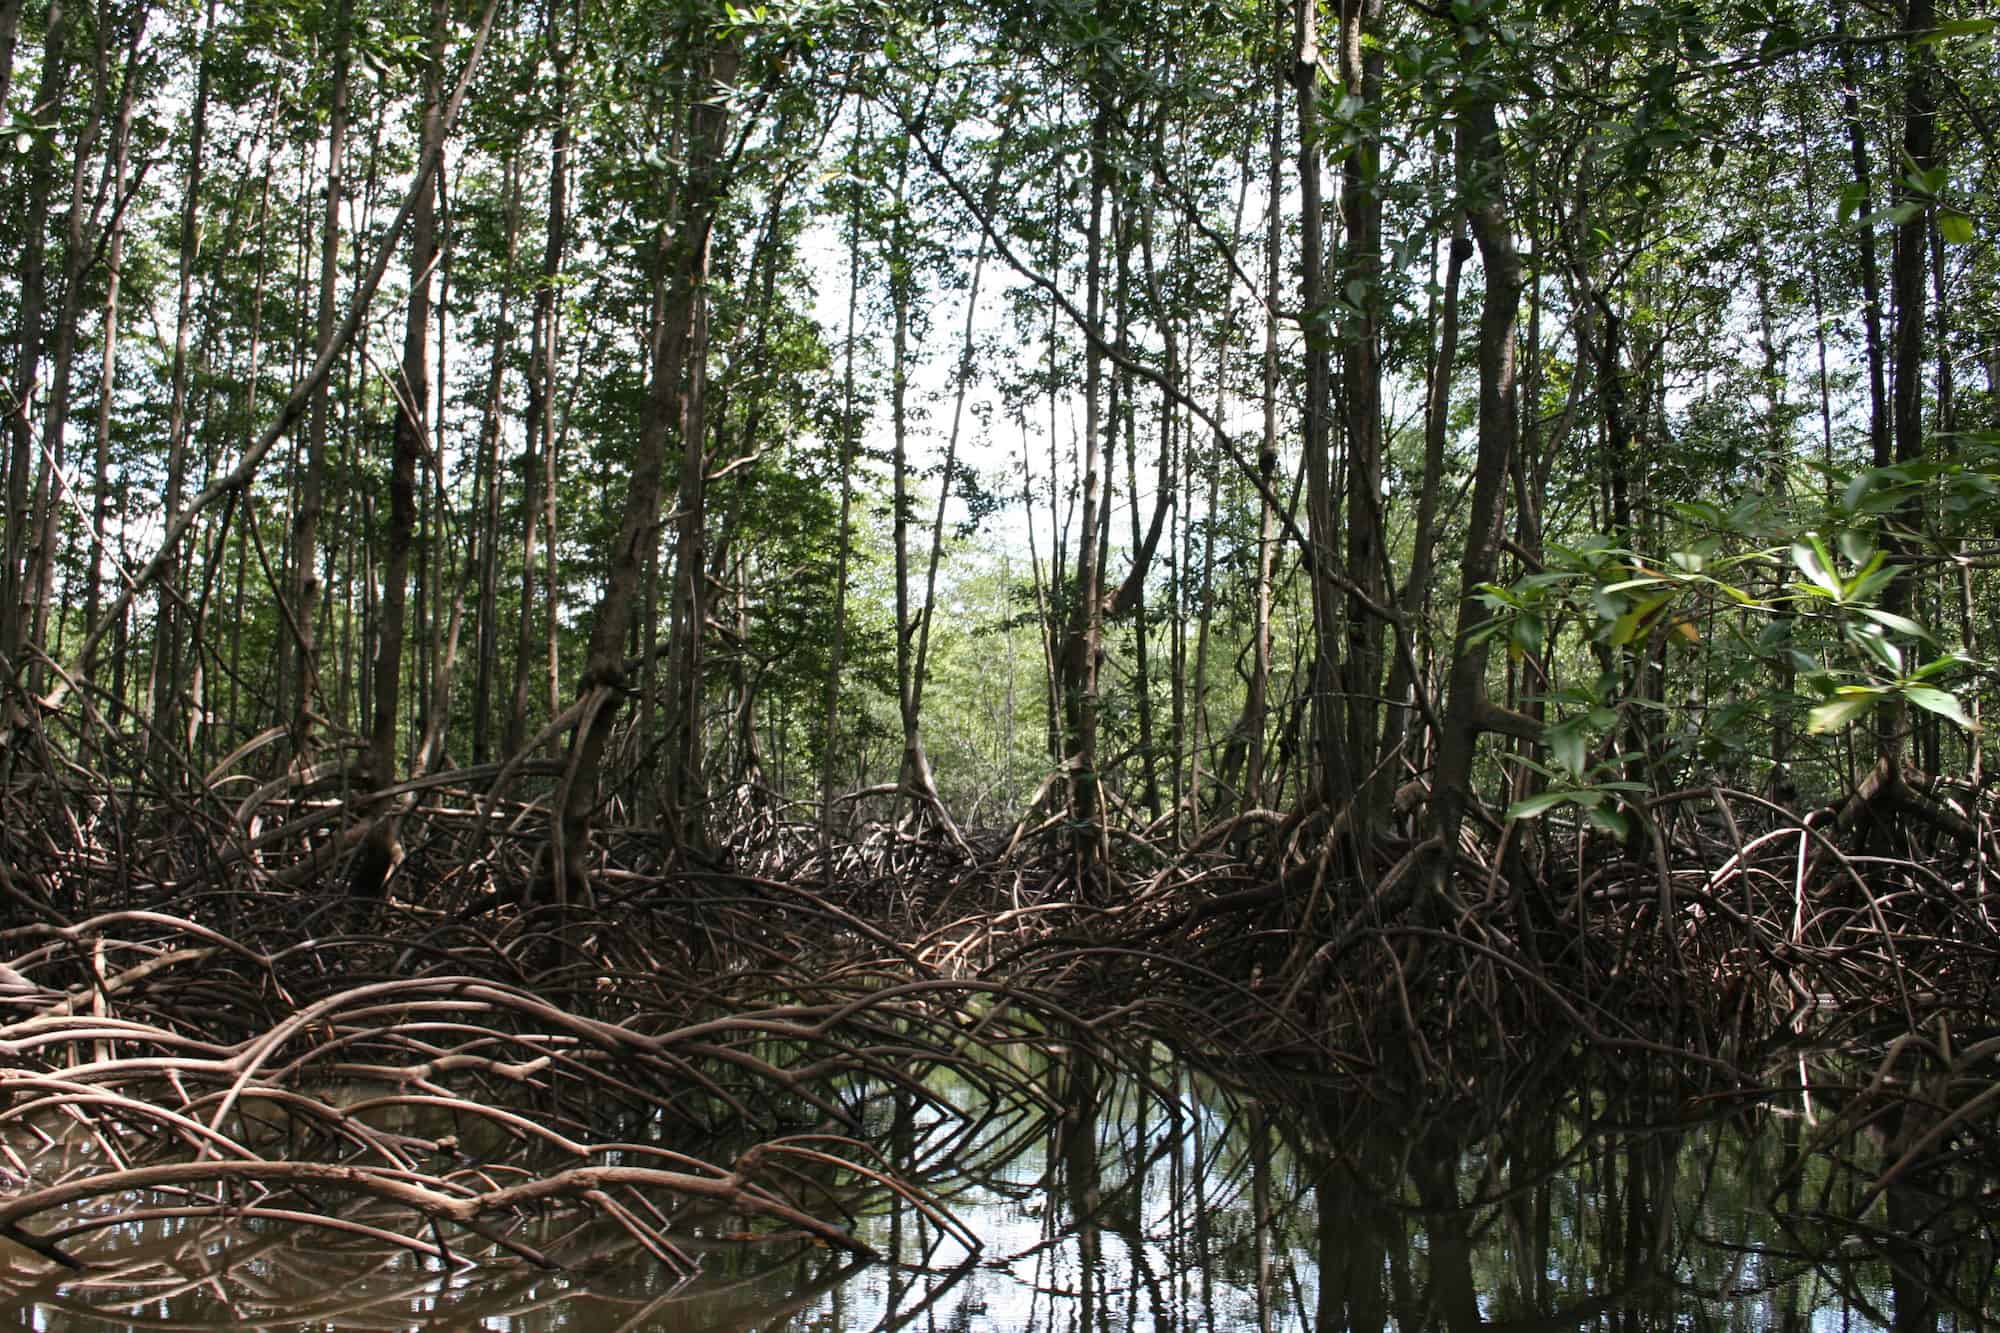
[1,1048,1992,1330]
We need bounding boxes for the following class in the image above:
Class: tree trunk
[472,155,520,767]
[354,0,447,895]
[1057,93,1110,881]
[507,14,571,758]
[27,0,123,698]
[822,122,863,859]
[558,34,738,896]
[0,0,24,122]
[1381,217,1467,771]
[3,0,70,696]
[144,0,209,783]
[287,0,352,760]
[1430,48,1524,878]
[1249,71,1284,812]
[1839,6,1890,475]
[886,139,928,820]
[1338,0,1387,849]
[86,19,140,729]
[1878,0,1935,774]
[1293,0,1347,817]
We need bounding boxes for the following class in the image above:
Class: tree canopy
[0,0,1995,889]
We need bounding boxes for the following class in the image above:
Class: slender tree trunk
[472,155,520,766]
[1382,217,1467,769]
[368,0,444,792]
[1754,243,1796,788]
[913,233,990,721]
[1926,218,1953,777]
[3,0,70,693]
[822,123,863,859]
[1338,0,1387,848]
[1293,0,1347,816]
[507,13,571,757]
[1430,50,1524,878]
[144,0,211,782]
[1120,233,1158,821]
[1796,94,1837,497]
[28,0,121,696]
[86,24,140,727]
[1839,6,1891,474]
[353,0,446,895]
[288,0,351,760]
[0,0,24,121]
[907,192,994,847]
[1879,0,1935,775]
[1057,93,1110,880]
[886,141,925,817]
[559,34,739,894]
[1249,72,1284,812]
[225,156,273,764]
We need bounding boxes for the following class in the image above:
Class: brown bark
[1339,0,1387,847]
[1293,0,1347,815]
[1381,219,1468,770]
[1839,6,1891,474]
[353,0,447,896]
[27,0,125,696]
[287,0,352,760]
[556,34,740,897]
[3,0,70,690]
[1430,48,1525,874]
[1249,62,1284,811]
[822,124,862,859]
[144,0,208,779]
[0,0,23,119]
[1057,92,1109,880]
[85,20,141,716]
[506,10,571,759]
[472,156,520,767]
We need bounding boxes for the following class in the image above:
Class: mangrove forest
[0,0,1998,1323]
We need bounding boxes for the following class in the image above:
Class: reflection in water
[3,1046,1996,1329]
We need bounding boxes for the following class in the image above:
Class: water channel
[1,1042,1993,1330]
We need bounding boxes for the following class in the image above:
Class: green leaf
[1600,576,1668,595]
[1911,653,1963,681]
[1609,591,1672,647]
[1860,202,1923,227]
[1919,16,1997,42]
[1857,607,1935,642]
[1908,165,1949,197]
[1790,542,1841,599]
[1545,719,1588,779]
[1940,211,1975,244]
[1846,552,1896,602]
[1807,694,1878,734]
[1905,687,1977,730]
[1507,791,1575,820]
[1857,629,1903,675]
[1585,806,1630,838]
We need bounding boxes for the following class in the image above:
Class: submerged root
[0,756,1997,1293]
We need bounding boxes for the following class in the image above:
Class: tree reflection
[8,1050,1999,1330]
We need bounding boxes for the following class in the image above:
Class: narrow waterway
[2,1043,1992,1330]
